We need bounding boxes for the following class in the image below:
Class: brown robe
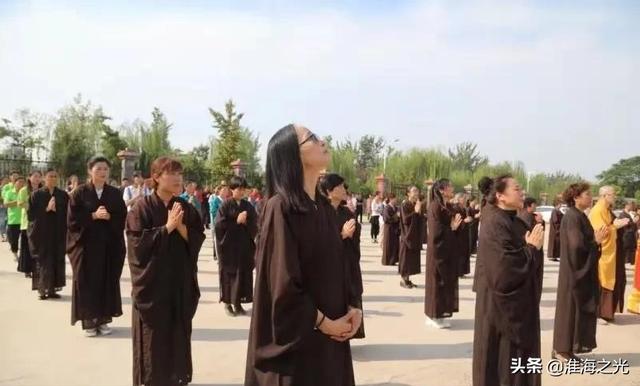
[67,183,126,326]
[245,194,355,386]
[381,204,400,266]
[28,187,69,293]
[334,204,364,339]
[214,198,257,305]
[619,210,639,264]
[424,201,459,319]
[517,210,544,303]
[453,203,471,277]
[468,207,480,255]
[398,200,423,277]
[552,206,599,354]
[127,194,205,386]
[472,204,541,386]
[547,208,563,259]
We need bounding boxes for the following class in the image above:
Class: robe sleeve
[66,188,92,253]
[183,200,205,266]
[428,204,455,282]
[564,212,600,313]
[27,191,42,223]
[214,200,235,256]
[109,189,127,234]
[246,203,259,241]
[126,202,170,268]
[382,205,398,224]
[401,202,420,249]
[485,218,540,349]
[252,198,317,367]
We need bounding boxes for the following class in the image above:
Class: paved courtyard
[1,225,639,386]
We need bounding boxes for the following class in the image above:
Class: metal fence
[0,158,58,179]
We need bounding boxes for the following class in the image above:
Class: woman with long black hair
[472,174,544,386]
[425,178,462,329]
[245,124,360,386]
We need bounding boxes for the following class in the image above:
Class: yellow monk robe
[588,199,617,291]
[627,240,640,314]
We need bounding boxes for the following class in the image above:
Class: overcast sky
[1,0,638,179]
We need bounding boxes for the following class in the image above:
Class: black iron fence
[0,158,58,179]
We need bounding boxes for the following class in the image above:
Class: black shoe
[225,304,236,317]
[407,281,417,289]
[38,293,47,300]
[400,280,410,288]
[234,304,247,316]
[48,293,61,299]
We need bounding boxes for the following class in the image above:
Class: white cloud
[0,0,637,179]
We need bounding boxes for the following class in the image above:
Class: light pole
[383,138,399,174]
[526,171,535,197]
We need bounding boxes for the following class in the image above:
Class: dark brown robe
[468,207,480,255]
[552,206,599,354]
[381,204,400,266]
[245,194,355,386]
[547,208,563,259]
[28,187,69,293]
[424,201,459,319]
[127,193,205,386]
[334,204,364,339]
[472,204,541,386]
[398,200,423,277]
[453,203,471,277]
[619,210,639,264]
[66,183,127,326]
[214,198,258,305]
[517,210,545,303]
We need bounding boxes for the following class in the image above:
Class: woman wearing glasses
[245,124,361,386]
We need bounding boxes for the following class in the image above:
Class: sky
[1,0,638,180]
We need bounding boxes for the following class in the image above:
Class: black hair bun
[478,176,493,196]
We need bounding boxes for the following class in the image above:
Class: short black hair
[523,197,537,208]
[122,177,129,182]
[319,173,345,195]
[229,176,248,190]
[87,156,111,169]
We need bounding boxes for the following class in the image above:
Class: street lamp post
[383,138,399,174]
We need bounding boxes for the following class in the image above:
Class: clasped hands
[317,307,362,342]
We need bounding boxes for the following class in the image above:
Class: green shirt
[1,182,13,202]
[18,187,29,230]
[5,188,21,225]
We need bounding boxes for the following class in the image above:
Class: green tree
[355,135,385,185]
[178,144,211,185]
[0,109,49,161]
[100,126,129,178]
[208,100,243,183]
[138,108,173,174]
[50,95,111,179]
[448,142,488,172]
[236,128,262,187]
[597,156,640,198]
